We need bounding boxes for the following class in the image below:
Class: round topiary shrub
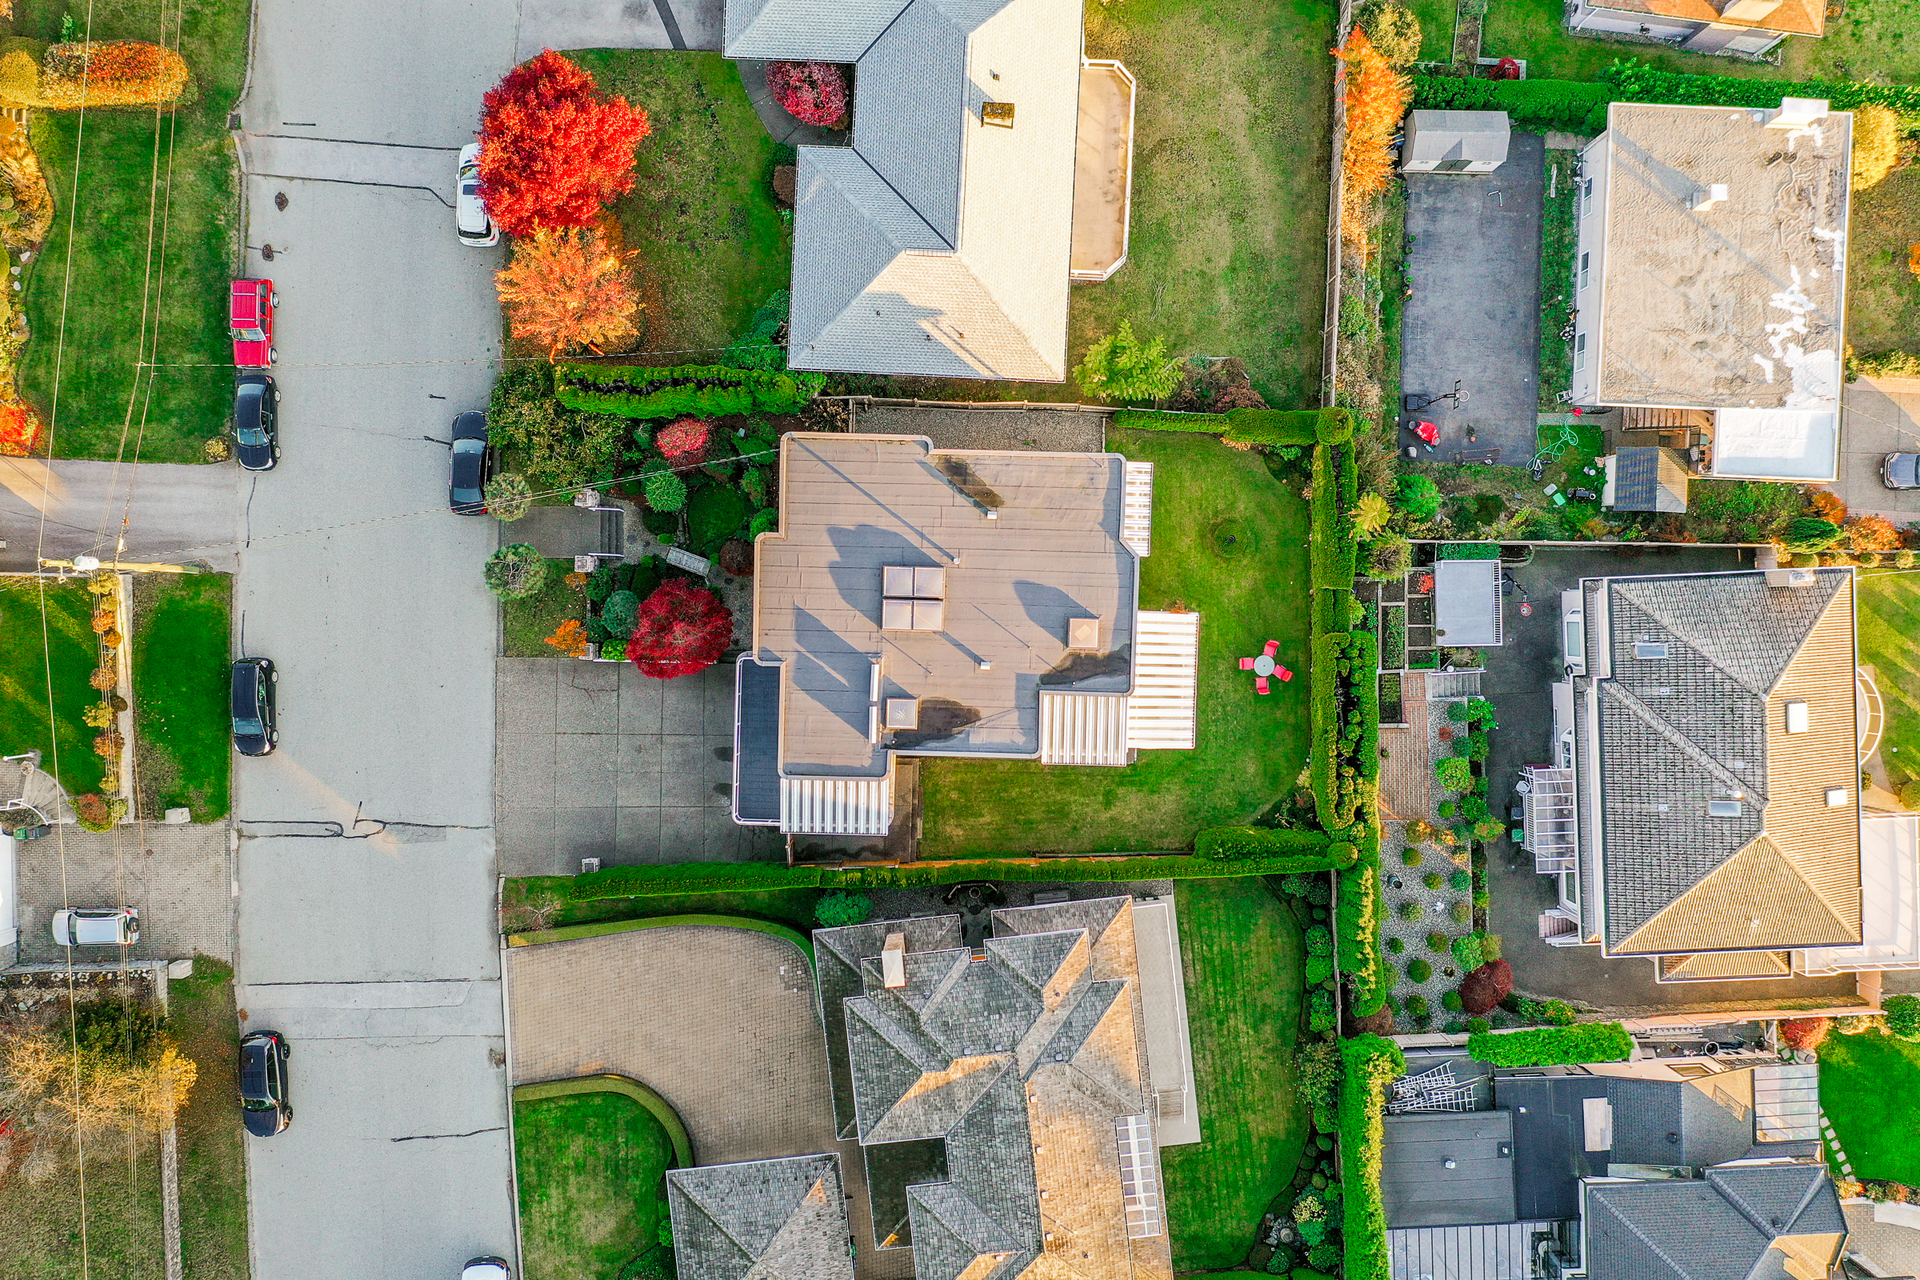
[485,471,534,521]
[1406,958,1432,983]
[1442,990,1464,1012]
[642,458,689,513]
[1386,935,1404,953]
[601,589,641,638]
[1406,994,1431,1024]
[1423,871,1443,890]
[484,543,549,600]
[1401,847,1423,867]
[1450,869,1472,892]
[1397,901,1422,921]
[1427,931,1449,953]
[1459,959,1513,1015]
[814,890,872,928]
[1452,900,1473,924]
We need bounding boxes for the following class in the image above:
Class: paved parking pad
[14,823,231,964]
[494,657,782,875]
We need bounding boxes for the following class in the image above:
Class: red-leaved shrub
[655,417,711,465]
[1780,1017,1830,1051]
[478,50,652,237]
[767,61,848,128]
[1458,960,1513,1016]
[627,579,733,679]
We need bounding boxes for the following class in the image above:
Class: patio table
[1253,655,1275,677]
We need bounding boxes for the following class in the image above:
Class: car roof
[452,411,487,436]
[239,1041,270,1095]
[73,915,124,943]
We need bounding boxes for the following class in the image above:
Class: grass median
[131,572,230,820]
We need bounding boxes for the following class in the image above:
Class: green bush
[1306,954,1335,986]
[1339,1035,1405,1280]
[73,997,166,1065]
[1449,870,1471,892]
[485,471,535,521]
[601,590,640,638]
[1783,517,1842,553]
[484,543,549,601]
[1306,924,1333,957]
[1436,756,1473,792]
[1225,408,1352,448]
[1451,901,1473,925]
[1468,1022,1633,1066]
[1407,995,1431,1023]
[1395,473,1441,519]
[1427,932,1449,953]
[1349,629,1381,783]
[1308,987,1336,1034]
[1886,994,1920,1039]
[642,460,689,514]
[1396,901,1422,921]
[1400,847,1423,867]
[1386,935,1404,953]
[1074,321,1181,401]
[1338,833,1385,1016]
[1310,632,1354,829]
[813,890,872,928]
[1442,990,1463,1012]
[1405,958,1431,982]
[687,485,750,552]
[1111,409,1224,433]
[555,363,824,419]
[1194,826,1351,866]
[1423,871,1442,890]
[1310,445,1359,591]
[1451,933,1484,971]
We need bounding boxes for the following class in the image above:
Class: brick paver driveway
[14,823,231,964]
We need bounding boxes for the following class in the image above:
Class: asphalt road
[0,457,241,571]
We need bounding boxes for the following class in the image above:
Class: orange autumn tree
[1334,30,1412,252]
[494,225,640,360]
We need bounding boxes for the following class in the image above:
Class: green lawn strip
[917,430,1311,855]
[572,50,791,362]
[514,1090,676,1280]
[503,558,585,656]
[132,573,230,820]
[513,1075,692,1168]
[1480,0,1793,80]
[1402,0,1456,61]
[1819,1032,1920,1184]
[1779,0,1920,83]
[1161,878,1308,1270]
[0,574,104,794]
[507,912,814,965]
[1842,168,1920,358]
[170,956,249,1280]
[1859,570,1920,793]
[1538,149,1577,409]
[16,0,249,462]
[505,876,825,934]
[1070,0,1332,408]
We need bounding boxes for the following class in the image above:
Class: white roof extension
[1035,610,1201,766]
[1798,812,1920,974]
[724,0,1082,381]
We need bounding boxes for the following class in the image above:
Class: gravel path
[852,406,1109,453]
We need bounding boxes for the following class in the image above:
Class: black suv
[233,373,280,471]
[230,658,278,756]
[239,1030,291,1136]
[449,410,492,514]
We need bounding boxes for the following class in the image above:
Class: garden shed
[1400,111,1509,175]
[1433,558,1504,648]
[1601,446,1690,513]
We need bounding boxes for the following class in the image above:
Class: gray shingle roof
[1606,1078,1755,1170]
[816,917,965,1139]
[1583,1158,1845,1280]
[724,0,910,60]
[668,1155,854,1280]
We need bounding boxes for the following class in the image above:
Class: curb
[506,912,814,966]
[512,1074,695,1168]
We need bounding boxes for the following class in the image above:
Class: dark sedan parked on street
[233,373,280,471]
[1884,452,1919,490]
[231,657,278,756]
[449,410,492,514]
[239,1029,291,1136]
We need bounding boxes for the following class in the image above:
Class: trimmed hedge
[1310,445,1358,591]
[555,363,825,419]
[1113,406,1355,447]
[1195,826,1356,867]
[1348,629,1381,784]
[1111,409,1225,433]
[1337,815,1385,1016]
[1310,632,1353,829]
[1340,1035,1405,1280]
[1468,1022,1633,1066]
[569,853,1350,902]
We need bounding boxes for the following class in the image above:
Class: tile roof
[1583,0,1824,38]
[668,1154,855,1280]
[730,0,1083,379]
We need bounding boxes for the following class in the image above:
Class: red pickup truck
[229,279,277,367]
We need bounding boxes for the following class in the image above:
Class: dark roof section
[667,1154,854,1280]
[1584,1158,1845,1280]
[1612,447,1691,513]
[815,917,965,1140]
[1495,1074,1611,1222]
[734,658,783,823]
[1607,1078,1756,1170]
[1380,1111,1518,1229]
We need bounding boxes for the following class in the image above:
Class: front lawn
[1161,878,1307,1270]
[1073,0,1334,408]
[1859,570,1920,795]
[572,51,791,362]
[0,574,104,794]
[1819,1031,1920,1185]
[1779,0,1920,83]
[1480,0,1792,80]
[503,558,586,657]
[917,430,1311,855]
[501,877,823,935]
[132,573,231,821]
[14,0,250,461]
[515,1090,676,1280]
[1842,168,1920,359]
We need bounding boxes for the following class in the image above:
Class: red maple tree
[1458,960,1513,1016]
[1779,1017,1830,1051]
[478,50,653,237]
[655,417,711,465]
[627,579,733,679]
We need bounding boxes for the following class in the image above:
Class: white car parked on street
[52,906,139,946]
[456,143,498,247]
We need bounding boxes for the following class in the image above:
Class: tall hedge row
[1111,407,1354,446]
[555,363,825,419]
[1340,1035,1406,1280]
[1195,825,1356,867]
[1310,445,1359,591]
[1337,814,1385,1016]
[1311,632,1359,830]
[1348,629,1381,784]
[1468,1022,1634,1066]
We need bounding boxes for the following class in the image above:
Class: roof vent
[1765,97,1829,130]
[1688,183,1730,213]
[982,102,1015,128]
[881,932,907,989]
[1709,800,1743,818]
[1766,568,1820,589]
[1826,787,1849,808]
[1785,700,1809,734]
[1633,641,1669,659]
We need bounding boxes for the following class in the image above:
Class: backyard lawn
[0,574,105,794]
[1161,878,1307,1270]
[573,50,791,363]
[1843,168,1920,360]
[1819,1031,1920,1185]
[1480,0,1793,80]
[132,573,230,820]
[15,0,250,461]
[1859,570,1920,795]
[503,559,586,657]
[918,430,1312,855]
[1779,0,1920,82]
[515,1090,676,1280]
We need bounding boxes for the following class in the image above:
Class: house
[666,896,1190,1280]
[1525,568,1920,982]
[1400,110,1510,174]
[666,1154,855,1280]
[1385,1050,1844,1280]
[720,0,1136,379]
[1569,100,1852,493]
[732,434,1199,841]
[1564,0,1823,58]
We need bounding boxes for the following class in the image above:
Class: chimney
[882,932,906,989]
[1765,568,1819,588]
[1689,183,1730,212]
[1765,97,1829,130]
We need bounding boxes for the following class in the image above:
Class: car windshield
[452,488,482,504]
[233,716,264,736]
[242,1095,276,1111]
[236,427,269,446]
[233,327,264,342]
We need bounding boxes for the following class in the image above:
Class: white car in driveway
[52,906,139,946]
[456,143,498,247]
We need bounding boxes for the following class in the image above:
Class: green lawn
[1481,0,1793,80]
[1403,0,1456,62]
[918,430,1312,855]
[15,0,250,462]
[131,572,230,820]
[1072,0,1334,408]
[0,574,105,794]
[1779,0,1920,82]
[1819,1031,1920,1184]
[515,1091,676,1280]
[502,877,823,935]
[573,51,792,363]
[1538,150,1577,408]
[170,957,251,1280]
[1860,570,1920,795]
[1843,168,1920,359]
[1161,878,1308,1270]
[504,559,587,657]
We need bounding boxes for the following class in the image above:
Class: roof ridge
[1615,835,1855,955]
[1603,1188,1697,1280]
[1710,1162,1823,1238]
[671,1174,761,1263]
[1603,681,1767,803]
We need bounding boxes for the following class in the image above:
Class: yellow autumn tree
[1853,104,1900,190]
[0,1030,199,1136]
[494,225,641,361]
[1334,30,1413,252]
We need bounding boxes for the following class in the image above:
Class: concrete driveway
[1836,376,1920,522]
[0,457,240,571]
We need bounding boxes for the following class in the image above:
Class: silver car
[52,907,139,946]
[456,143,498,247]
